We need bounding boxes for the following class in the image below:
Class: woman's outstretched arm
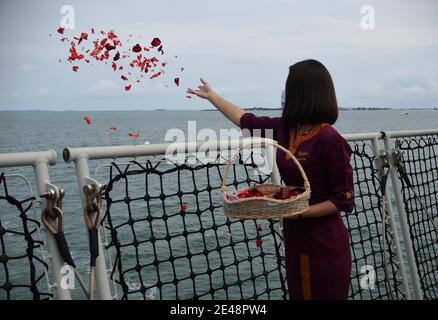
[187,78,246,126]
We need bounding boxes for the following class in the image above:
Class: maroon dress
[240,113,355,300]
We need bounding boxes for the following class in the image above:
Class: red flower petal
[84,116,92,125]
[110,126,117,131]
[125,84,132,91]
[81,32,88,40]
[57,27,65,34]
[121,75,128,81]
[132,43,142,53]
[113,52,120,61]
[105,43,115,51]
[150,37,161,47]
[255,239,263,248]
[256,226,262,233]
[149,71,161,80]
[128,132,140,138]
[91,28,95,34]
[174,78,180,86]
[112,62,117,71]
[181,202,188,213]
[72,66,79,72]
[186,95,192,99]
[181,67,185,72]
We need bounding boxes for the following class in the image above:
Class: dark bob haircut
[282,59,338,129]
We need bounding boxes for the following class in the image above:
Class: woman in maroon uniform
[188,59,355,300]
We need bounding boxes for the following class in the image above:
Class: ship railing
[1,128,437,300]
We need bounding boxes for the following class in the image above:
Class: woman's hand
[187,78,216,100]
[187,78,245,126]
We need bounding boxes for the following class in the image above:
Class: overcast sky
[0,0,437,110]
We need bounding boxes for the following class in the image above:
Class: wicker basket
[221,138,311,220]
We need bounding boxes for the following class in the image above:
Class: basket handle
[220,137,311,194]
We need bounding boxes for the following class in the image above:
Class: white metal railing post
[0,150,72,300]
[383,135,424,300]
[370,137,411,299]
[33,158,72,300]
[73,155,112,300]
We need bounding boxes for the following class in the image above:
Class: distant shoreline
[1,107,437,112]
[202,107,438,111]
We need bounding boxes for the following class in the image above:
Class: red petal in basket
[237,187,265,199]
[272,187,304,200]
[255,239,263,248]
[181,202,188,213]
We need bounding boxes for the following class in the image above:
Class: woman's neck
[296,123,316,135]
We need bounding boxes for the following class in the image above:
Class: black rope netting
[100,150,287,300]
[98,142,407,300]
[343,142,405,300]
[395,135,438,299]
[0,173,52,300]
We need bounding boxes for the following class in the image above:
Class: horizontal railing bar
[385,128,438,138]
[0,150,57,168]
[63,140,244,163]
[64,132,388,162]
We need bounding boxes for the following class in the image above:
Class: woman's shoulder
[318,125,345,141]
[318,125,352,153]
[240,112,285,130]
[317,125,350,147]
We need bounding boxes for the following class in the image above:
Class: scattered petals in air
[53,29,186,94]
[110,126,118,132]
[255,239,263,248]
[181,202,188,213]
[186,95,192,99]
[84,116,92,125]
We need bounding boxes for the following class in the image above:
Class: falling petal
[72,66,79,72]
[174,78,180,86]
[84,116,92,125]
[132,43,142,53]
[125,84,132,91]
[150,37,161,47]
[149,71,161,80]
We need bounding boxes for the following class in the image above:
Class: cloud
[88,79,117,92]
[18,64,36,71]
[36,88,53,96]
